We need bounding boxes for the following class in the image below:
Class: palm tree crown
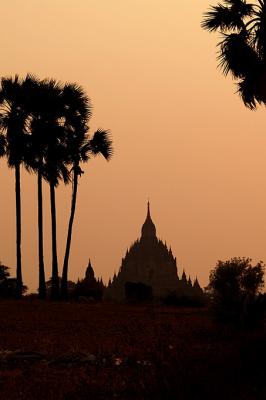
[0,76,30,166]
[202,0,266,109]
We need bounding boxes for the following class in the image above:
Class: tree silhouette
[23,75,48,299]
[60,83,91,299]
[40,78,70,300]
[0,74,111,299]
[202,0,266,109]
[61,129,112,298]
[0,261,10,280]
[207,257,265,325]
[61,83,112,298]
[0,75,32,297]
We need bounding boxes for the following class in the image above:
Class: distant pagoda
[104,202,203,301]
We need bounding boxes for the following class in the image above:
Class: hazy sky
[1,0,266,292]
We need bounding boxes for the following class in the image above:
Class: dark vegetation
[207,257,266,326]
[1,258,265,399]
[163,293,207,307]
[0,262,27,298]
[0,301,265,400]
[202,1,266,108]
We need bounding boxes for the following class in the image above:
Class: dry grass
[0,300,265,399]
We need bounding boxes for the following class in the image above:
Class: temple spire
[147,201,150,217]
[141,201,156,239]
[85,259,95,280]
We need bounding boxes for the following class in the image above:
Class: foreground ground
[0,300,265,400]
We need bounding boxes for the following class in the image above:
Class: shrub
[0,262,27,298]
[207,257,265,327]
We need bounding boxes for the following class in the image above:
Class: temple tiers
[104,203,202,302]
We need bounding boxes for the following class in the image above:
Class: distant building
[104,202,203,302]
[75,260,105,300]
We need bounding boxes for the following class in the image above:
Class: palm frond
[0,134,6,157]
[257,0,264,9]
[224,0,254,16]
[251,5,266,57]
[237,75,258,109]
[60,164,71,185]
[90,129,113,160]
[72,164,84,176]
[63,82,92,123]
[202,0,266,110]
[218,32,260,78]
[202,4,243,32]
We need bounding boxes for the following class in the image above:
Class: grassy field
[0,300,265,399]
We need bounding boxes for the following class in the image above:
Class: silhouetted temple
[75,260,104,300]
[104,202,203,302]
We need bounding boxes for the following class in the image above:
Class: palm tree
[61,84,112,297]
[16,76,67,300]
[202,0,266,109]
[60,83,90,299]
[60,84,112,298]
[61,128,112,298]
[40,78,70,300]
[0,75,32,298]
[24,76,48,299]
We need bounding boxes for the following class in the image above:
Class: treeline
[0,74,112,300]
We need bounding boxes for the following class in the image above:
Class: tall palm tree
[202,0,266,109]
[0,75,31,298]
[24,76,48,299]
[61,128,112,298]
[18,76,68,300]
[60,83,113,298]
[40,78,70,300]
[60,83,90,299]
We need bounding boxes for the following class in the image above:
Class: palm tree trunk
[50,182,59,299]
[38,170,46,299]
[61,169,78,299]
[15,163,22,298]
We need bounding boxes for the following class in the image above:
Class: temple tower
[104,202,202,301]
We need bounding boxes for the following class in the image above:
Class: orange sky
[1,0,266,292]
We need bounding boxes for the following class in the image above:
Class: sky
[1,0,266,292]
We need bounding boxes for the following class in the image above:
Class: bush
[0,262,27,298]
[207,257,265,327]
[0,261,10,281]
